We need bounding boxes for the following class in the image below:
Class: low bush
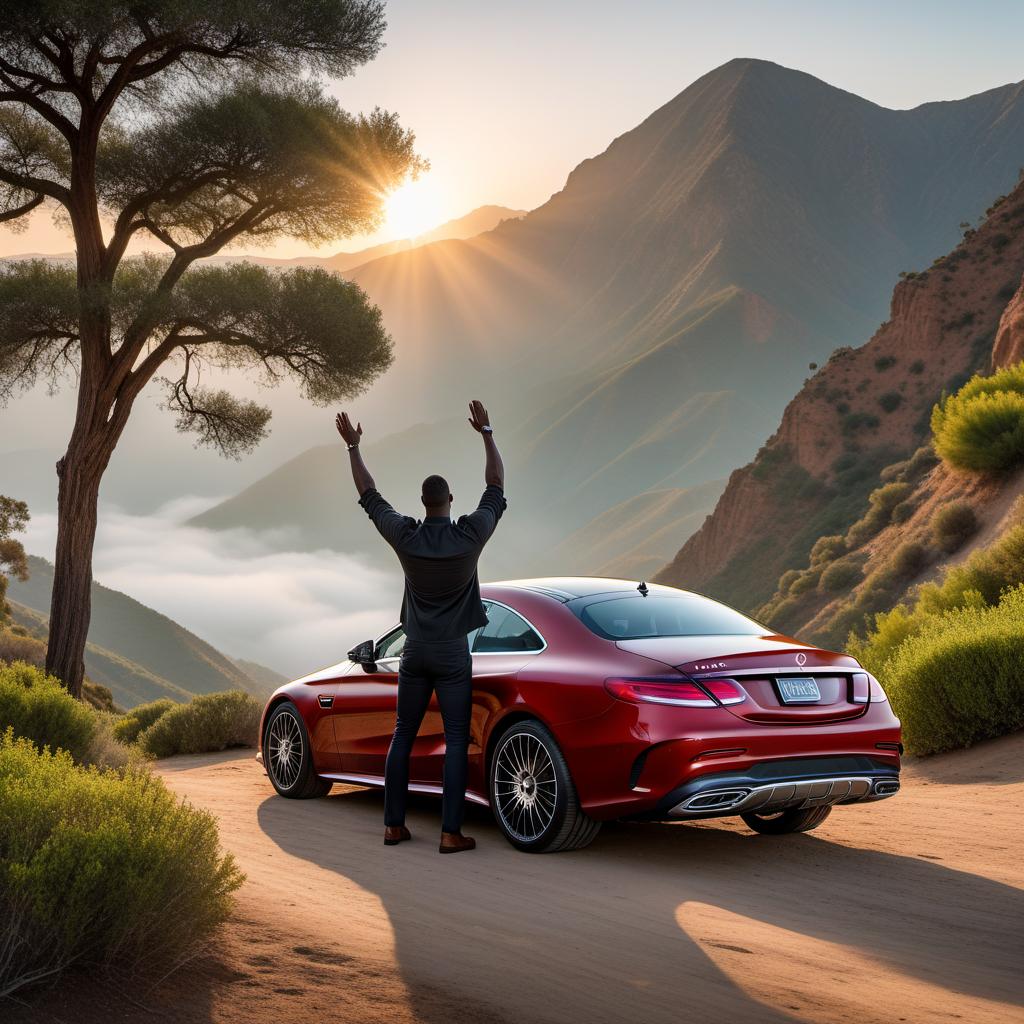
[931,501,979,554]
[890,541,929,578]
[819,559,863,593]
[0,730,242,997]
[878,391,902,413]
[0,661,95,762]
[931,361,1024,472]
[884,587,1024,755]
[809,534,846,567]
[113,698,177,745]
[138,690,261,759]
[776,569,802,596]
[788,569,820,597]
[846,482,912,548]
[891,497,917,524]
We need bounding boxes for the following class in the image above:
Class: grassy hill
[7,556,278,709]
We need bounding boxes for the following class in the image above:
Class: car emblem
[795,652,807,667]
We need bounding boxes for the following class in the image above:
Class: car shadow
[256,786,1023,1024]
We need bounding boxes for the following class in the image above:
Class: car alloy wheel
[488,720,601,853]
[493,730,558,843]
[268,706,303,791]
[263,702,332,800]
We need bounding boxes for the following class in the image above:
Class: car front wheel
[263,702,332,799]
[741,805,831,834]
[489,720,601,853]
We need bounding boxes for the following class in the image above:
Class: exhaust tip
[685,789,749,811]
[873,779,900,796]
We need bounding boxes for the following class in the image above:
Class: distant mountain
[193,60,1024,574]
[234,204,526,274]
[8,556,277,708]
[655,176,1024,626]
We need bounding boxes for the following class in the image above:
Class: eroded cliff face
[655,179,1024,609]
[993,273,1024,369]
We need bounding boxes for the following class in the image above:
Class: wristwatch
[347,442,359,450]
[482,426,494,434]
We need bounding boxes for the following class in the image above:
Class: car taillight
[851,672,870,704]
[868,674,889,702]
[604,678,717,708]
[700,678,746,705]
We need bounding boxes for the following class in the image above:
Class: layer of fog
[23,497,404,678]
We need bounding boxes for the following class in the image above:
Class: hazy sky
[3,1,1024,259]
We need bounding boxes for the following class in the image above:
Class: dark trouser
[384,635,472,834]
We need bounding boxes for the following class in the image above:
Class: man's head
[421,474,453,516]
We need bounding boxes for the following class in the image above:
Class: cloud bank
[24,496,404,678]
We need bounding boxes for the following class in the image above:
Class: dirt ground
[6,733,1023,1024]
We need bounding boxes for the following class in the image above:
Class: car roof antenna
[637,581,649,596]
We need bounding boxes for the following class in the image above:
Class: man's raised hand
[467,400,492,433]
[336,412,363,447]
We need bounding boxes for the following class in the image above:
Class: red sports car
[258,578,901,852]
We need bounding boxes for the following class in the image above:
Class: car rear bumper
[640,755,900,820]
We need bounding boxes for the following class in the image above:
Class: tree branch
[0,191,42,222]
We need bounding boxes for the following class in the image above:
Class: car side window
[472,603,543,653]
[376,626,406,661]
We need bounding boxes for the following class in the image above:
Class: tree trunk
[45,440,106,699]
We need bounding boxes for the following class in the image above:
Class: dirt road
[12,734,1024,1024]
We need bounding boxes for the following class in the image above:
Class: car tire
[741,805,832,835]
[263,702,332,800]
[488,719,601,853]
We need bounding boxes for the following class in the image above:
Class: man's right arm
[336,411,412,548]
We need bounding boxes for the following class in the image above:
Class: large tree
[0,2,421,696]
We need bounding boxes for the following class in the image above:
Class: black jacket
[358,484,507,641]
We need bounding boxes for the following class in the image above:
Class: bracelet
[482,426,494,434]
[347,442,359,451]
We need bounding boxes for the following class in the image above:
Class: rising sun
[383,177,444,240]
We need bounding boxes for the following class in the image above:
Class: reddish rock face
[993,274,1024,369]
[655,181,1024,608]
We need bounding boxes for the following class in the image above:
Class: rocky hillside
[7,556,277,709]
[656,177,1024,625]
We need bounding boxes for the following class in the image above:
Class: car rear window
[578,595,764,639]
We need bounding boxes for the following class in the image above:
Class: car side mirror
[347,639,377,672]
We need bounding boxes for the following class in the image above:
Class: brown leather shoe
[439,831,476,854]
[384,825,411,846]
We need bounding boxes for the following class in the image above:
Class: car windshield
[578,595,764,640]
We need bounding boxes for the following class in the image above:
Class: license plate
[776,676,821,704]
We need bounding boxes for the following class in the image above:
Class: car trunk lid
[615,635,867,724]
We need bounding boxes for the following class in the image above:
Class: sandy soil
[7,733,1024,1024]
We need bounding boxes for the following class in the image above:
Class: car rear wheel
[263,702,332,799]
[489,720,601,853]
[741,805,831,834]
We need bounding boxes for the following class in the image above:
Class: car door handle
[318,695,334,708]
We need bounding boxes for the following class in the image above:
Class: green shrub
[819,559,863,593]
[788,569,820,597]
[0,661,95,762]
[809,534,846,567]
[138,690,261,759]
[776,569,802,596]
[878,391,902,413]
[874,355,897,371]
[931,361,1024,472]
[891,497,917,524]
[0,729,242,996]
[890,541,929,577]
[846,482,912,548]
[931,501,979,554]
[904,445,939,479]
[884,587,1024,755]
[113,698,177,745]
[909,359,925,375]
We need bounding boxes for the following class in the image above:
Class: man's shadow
[257,788,1023,1024]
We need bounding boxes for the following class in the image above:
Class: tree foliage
[0,497,29,623]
